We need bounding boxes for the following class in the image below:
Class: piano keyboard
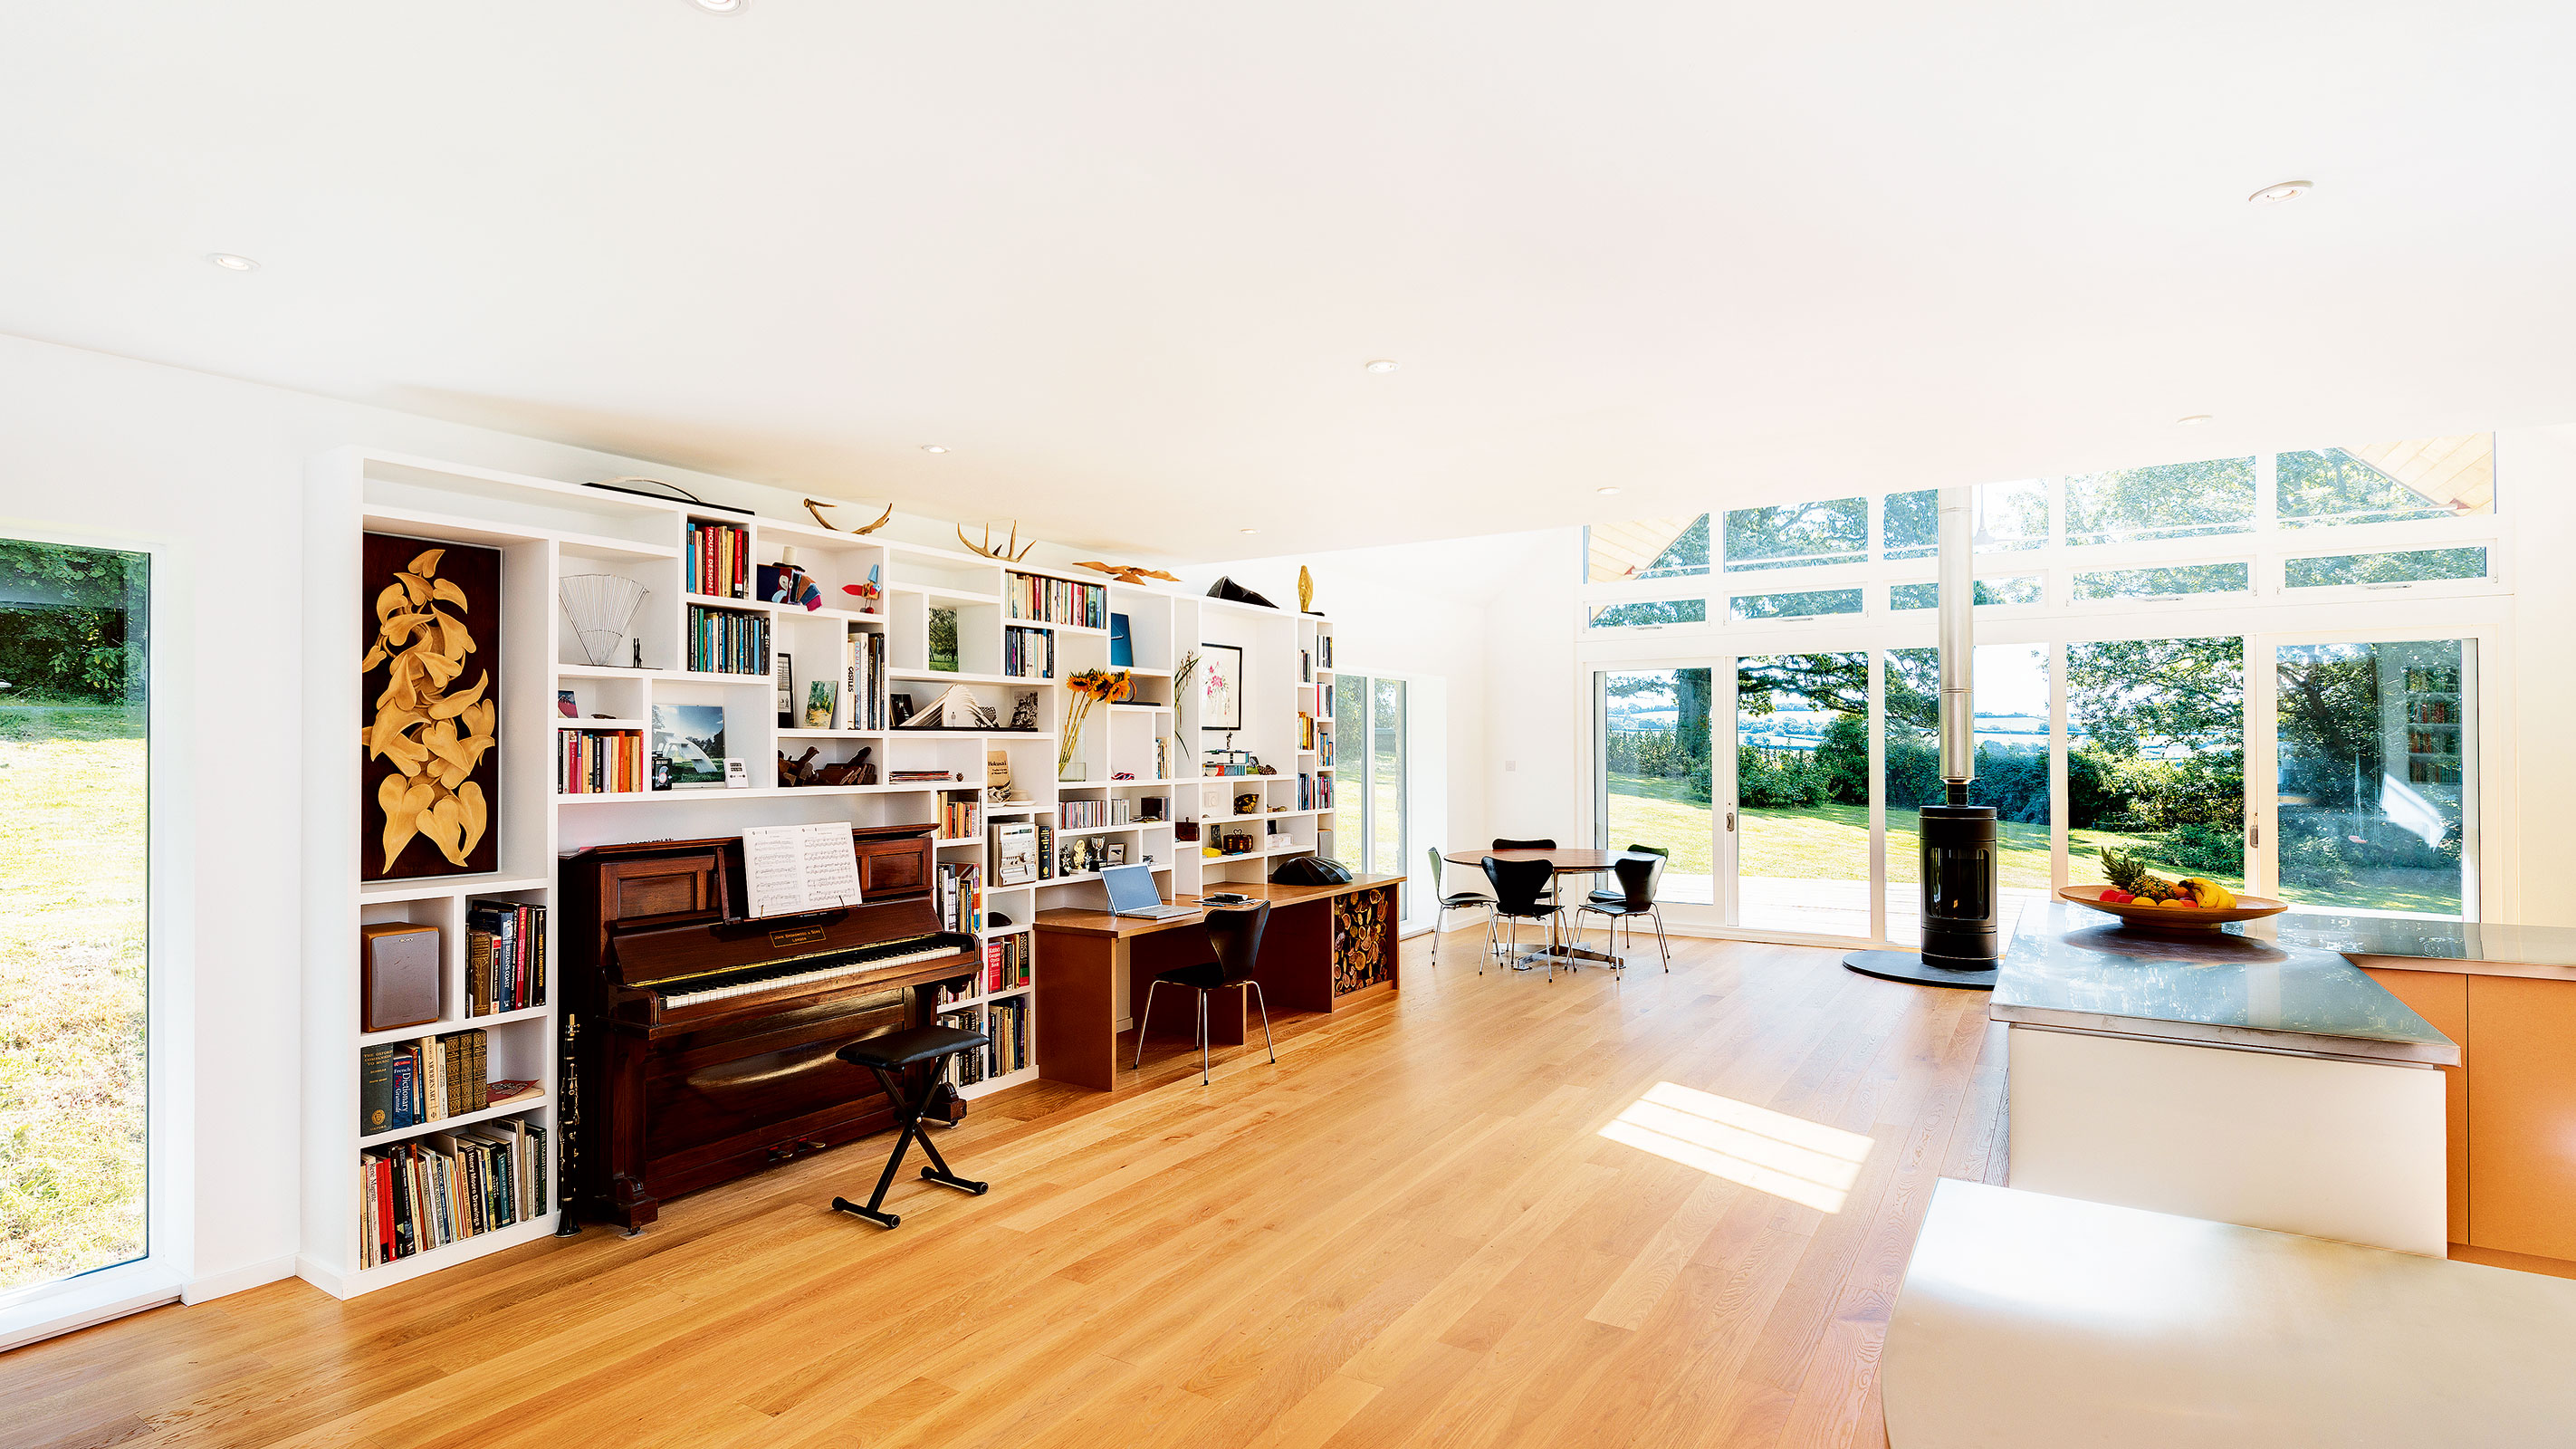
[657,936,973,1010]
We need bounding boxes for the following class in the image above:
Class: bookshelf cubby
[305,447,1330,1295]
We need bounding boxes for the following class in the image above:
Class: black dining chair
[1492,838,1560,905]
[1590,843,1671,943]
[1426,846,1494,968]
[1482,855,1566,979]
[1133,900,1277,1085]
[1573,851,1671,973]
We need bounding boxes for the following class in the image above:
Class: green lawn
[1604,772,2451,913]
[0,705,148,1292]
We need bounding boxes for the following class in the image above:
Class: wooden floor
[4,929,2009,1449]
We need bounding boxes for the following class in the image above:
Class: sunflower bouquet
[1060,667,1133,779]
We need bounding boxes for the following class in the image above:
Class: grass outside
[0,705,148,1292]
[1604,772,2454,913]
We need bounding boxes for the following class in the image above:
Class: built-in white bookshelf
[302,448,1330,1296]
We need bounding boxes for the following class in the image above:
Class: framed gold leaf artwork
[361,533,501,878]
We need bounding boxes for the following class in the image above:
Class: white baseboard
[183,1253,299,1305]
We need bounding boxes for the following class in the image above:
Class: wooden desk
[1034,873,1403,1089]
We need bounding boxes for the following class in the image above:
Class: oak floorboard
[0,931,2009,1449]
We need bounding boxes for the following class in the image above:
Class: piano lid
[608,894,951,988]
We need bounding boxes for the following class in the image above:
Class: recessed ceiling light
[688,0,745,13]
[1363,360,1400,374]
[920,445,949,454]
[1240,528,1259,534]
[2247,179,2313,205]
[206,253,258,271]
[2176,414,2213,425]
[1596,486,1623,495]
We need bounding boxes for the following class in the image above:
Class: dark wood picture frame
[361,533,502,879]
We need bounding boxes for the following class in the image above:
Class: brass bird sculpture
[803,498,895,534]
[1074,561,1183,586]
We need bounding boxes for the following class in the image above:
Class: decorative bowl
[2055,884,2289,931]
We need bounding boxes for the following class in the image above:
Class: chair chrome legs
[1249,980,1277,1063]
[1652,907,1671,971]
[1133,979,1161,1070]
[1198,988,1210,1085]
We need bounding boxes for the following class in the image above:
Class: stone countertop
[1991,901,2457,1066]
[1883,1180,2576,1448]
[2246,910,2576,981]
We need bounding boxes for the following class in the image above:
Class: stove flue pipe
[1938,485,1975,806]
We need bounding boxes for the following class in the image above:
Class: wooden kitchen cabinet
[2363,967,2468,1243]
[2466,974,2576,1263]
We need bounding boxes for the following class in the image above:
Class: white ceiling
[5,3,2572,561]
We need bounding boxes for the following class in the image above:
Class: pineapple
[2096,846,2181,903]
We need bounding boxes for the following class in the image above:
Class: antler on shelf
[803,499,896,535]
[959,521,1038,561]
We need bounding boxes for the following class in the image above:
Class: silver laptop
[1103,862,1193,919]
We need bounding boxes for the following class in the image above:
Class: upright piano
[560,822,980,1231]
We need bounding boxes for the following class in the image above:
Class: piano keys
[560,822,982,1232]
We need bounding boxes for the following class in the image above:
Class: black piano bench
[828,1024,992,1230]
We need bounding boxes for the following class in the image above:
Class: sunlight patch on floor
[1597,1081,1874,1213]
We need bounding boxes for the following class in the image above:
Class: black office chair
[1426,846,1494,968]
[1574,852,1672,973]
[1133,900,1277,1085]
[828,1023,992,1230]
[1482,855,1566,980]
[1492,838,1560,906]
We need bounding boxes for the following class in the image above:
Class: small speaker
[361,924,442,1032]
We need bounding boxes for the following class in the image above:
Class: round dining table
[1442,848,1627,972]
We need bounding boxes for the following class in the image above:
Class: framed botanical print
[1200,642,1243,731]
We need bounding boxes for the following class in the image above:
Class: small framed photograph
[557,689,579,719]
[652,704,730,790]
[773,651,794,726]
[1106,842,1127,867]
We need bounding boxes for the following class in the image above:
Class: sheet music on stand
[741,822,864,919]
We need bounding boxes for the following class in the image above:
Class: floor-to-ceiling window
[0,536,151,1308]
[1331,672,1410,913]
[1578,432,2506,939]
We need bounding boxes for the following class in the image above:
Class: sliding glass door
[1595,667,1714,904]
[0,536,152,1310]
[1732,653,1870,935]
[2265,638,2475,916]
[1333,673,1410,913]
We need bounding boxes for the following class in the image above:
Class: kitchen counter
[2248,910,2576,983]
[1992,901,2457,1066]
[1882,1180,2576,1447]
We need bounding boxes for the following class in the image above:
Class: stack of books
[846,629,886,730]
[936,1011,989,1087]
[934,974,977,1008]
[361,1028,502,1136]
[1003,625,1056,679]
[984,932,1031,993]
[686,604,770,675]
[465,901,546,1015]
[935,862,982,933]
[557,729,641,794]
[986,996,1029,1074]
[1002,571,1108,629]
[941,795,981,840]
[685,521,750,599]
[358,1117,547,1267]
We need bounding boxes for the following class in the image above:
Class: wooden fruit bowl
[2056,884,2289,931]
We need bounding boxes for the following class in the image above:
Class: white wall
[1183,535,1561,918]
[2503,427,2576,925]
[0,333,843,1301]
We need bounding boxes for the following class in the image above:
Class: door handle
[1725,810,1736,831]
[2248,820,2261,847]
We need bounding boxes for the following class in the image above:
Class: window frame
[0,522,188,1352]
